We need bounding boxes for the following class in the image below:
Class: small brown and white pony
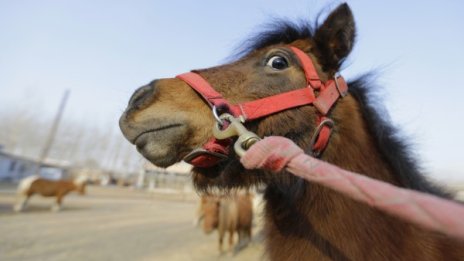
[14,175,87,212]
[120,3,464,260]
[200,193,253,252]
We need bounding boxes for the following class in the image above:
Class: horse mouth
[131,123,188,167]
[132,124,183,144]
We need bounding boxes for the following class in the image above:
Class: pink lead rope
[240,136,464,240]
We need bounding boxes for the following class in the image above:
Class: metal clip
[212,105,224,127]
[212,113,261,157]
[309,118,334,157]
[334,73,347,98]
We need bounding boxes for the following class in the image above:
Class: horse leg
[237,229,245,247]
[247,227,252,244]
[228,228,234,251]
[218,229,225,253]
[14,194,31,212]
[51,195,63,212]
[193,200,204,227]
[194,213,204,227]
[239,227,251,246]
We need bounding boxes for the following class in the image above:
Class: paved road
[0,185,263,261]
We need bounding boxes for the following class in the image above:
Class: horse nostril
[128,83,156,109]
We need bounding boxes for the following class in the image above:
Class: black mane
[237,19,450,198]
[348,76,450,197]
[234,19,314,58]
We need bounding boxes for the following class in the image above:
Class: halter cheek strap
[176,46,348,167]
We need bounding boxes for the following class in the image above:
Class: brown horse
[120,3,464,260]
[200,193,253,252]
[14,175,87,212]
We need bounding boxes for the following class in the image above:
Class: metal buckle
[334,73,347,98]
[183,148,228,165]
[212,105,224,127]
[212,113,261,158]
[212,105,246,126]
[309,118,335,157]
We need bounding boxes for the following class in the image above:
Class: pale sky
[1,1,463,182]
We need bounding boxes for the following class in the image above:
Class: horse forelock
[232,19,314,60]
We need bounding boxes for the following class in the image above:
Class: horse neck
[324,103,397,185]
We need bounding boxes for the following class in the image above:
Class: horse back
[29,179,73,197]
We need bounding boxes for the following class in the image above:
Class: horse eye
[266,56,289,70]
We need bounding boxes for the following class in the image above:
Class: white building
[0,150,68,182]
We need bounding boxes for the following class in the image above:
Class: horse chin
[191,161,263,191]
[135,131,186,168]
[137,146,179,168]
[191,169,221,191]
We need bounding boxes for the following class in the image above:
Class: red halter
[177,46,348,168]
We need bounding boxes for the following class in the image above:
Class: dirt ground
[0,184,264,261]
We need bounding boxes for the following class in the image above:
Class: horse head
[120,4,358,192]
[73,175,88,195]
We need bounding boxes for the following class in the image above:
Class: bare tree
[0,103,142,176]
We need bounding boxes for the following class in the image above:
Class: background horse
[120,3,464,260]
[200,193,253,252]
[14,175,87,212]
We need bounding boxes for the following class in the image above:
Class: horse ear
[313,3,356,72]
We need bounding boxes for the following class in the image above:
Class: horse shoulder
[17,175,40,195]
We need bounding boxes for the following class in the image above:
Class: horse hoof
[51,205,61,212]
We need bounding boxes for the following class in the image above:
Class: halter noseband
[177,46,348,168]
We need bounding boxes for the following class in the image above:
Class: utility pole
[35,90,70,175]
